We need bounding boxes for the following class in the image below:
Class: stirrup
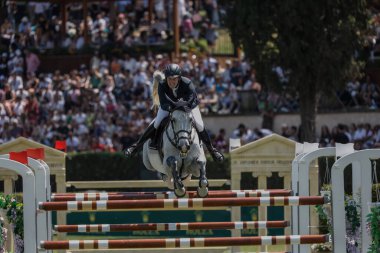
[124,144,137,158]
[210,149,224,163]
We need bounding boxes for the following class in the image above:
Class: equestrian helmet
[164,63,182,78]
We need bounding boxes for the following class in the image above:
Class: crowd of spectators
[0,1,380,154]
[0,0,220,53]
[212,121,380,154]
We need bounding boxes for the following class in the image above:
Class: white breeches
[154,106,204,132]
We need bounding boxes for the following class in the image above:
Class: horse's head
[169,108,194,158]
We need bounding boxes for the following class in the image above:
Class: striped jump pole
[55,220,289,233]
[51,189,293,201]
[39,196,327,211]
[39,235,328,250]
[52,189,291,196]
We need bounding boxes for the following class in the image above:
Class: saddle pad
[148,148,166,174]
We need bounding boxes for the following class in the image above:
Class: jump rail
[66,179,230,189]
[55,220,290,233]
[51,189,293,201]
[39,235,329,250]
[39,196,327,211]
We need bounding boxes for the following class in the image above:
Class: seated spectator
[213,128,228,153]
[231,123,256,145]
[319,125,332,147]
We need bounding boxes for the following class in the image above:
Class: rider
[124,63,224,162]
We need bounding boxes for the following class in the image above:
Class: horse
[142,106,209,198]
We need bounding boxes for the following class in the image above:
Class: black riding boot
[149,122,166,150]
[198,129,224,163]
[124,123,156,158]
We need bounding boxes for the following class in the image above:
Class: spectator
[231,123,256,145]
[213,128,228,153]
[24,49,40,75]
[319,125,332,147]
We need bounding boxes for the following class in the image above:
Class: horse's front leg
[196,160,209,198]
[167,156,186,197]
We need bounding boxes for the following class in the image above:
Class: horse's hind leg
[167,156,186,197]
[197,160,209,198]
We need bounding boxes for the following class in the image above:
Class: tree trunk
[298,85,317,142]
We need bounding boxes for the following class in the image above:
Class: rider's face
[167,76,179,89]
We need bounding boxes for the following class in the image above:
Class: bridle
[166,111,194,150]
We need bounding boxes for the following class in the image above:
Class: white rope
[372,160,380,202]
[323,157,331,185]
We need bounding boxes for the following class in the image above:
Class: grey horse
[142,107,209,197]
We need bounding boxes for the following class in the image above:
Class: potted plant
[0,194,24,253]
[320,184,332,199]
[0,215,6,253]
[366,205,380,253]
[311,242,332,253]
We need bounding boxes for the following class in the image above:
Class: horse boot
[149,122,166,150]
[124,123,156,158]
[198,129,224,163]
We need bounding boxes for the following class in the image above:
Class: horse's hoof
[197,186,208,198]
[161,173,168,182]
[199,179,209,188]
[174,187,186,198]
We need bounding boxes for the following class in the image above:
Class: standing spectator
[24,49,40,75]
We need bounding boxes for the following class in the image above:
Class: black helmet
[164,64,182,78]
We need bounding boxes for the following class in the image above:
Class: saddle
[156,116,170,160]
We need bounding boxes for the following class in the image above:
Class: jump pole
[51,189,293,201]
[55,220,290,233]
[40,235,329,250]
[39,196,327,211]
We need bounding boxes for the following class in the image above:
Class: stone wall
[204,111,380,137]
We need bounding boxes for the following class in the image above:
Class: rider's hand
[176,98,188,107]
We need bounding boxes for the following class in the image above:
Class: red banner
[55,140,67,152]
[9,151,28,165]
[26,148,45,160]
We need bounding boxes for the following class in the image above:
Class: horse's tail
[151,70,165,112]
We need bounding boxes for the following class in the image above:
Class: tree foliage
[222,0,369,141]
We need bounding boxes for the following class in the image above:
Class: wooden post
[173,0,179,58]
[148,0,154,24]
[60,0,67,37]
[83,0,89,44]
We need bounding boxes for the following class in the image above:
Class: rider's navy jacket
[158,76,199,111]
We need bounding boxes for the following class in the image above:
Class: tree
[222,0,369,141]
